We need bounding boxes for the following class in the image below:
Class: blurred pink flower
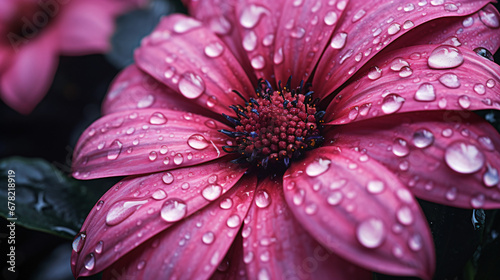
[71,0,500,279]
[0,0,144,114]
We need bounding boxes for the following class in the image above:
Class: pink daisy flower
[0,0,144,114]
[71,0,500,279]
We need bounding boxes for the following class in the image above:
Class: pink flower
[71,0,500,279]
[0,0,144,114]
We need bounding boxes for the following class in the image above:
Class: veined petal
[273,0,342,87]
[327,111,500,209]
[184,0,256,85]
[135,14,255,116]
[210,235,248,280]
[233,0,283,85]
[325,45,500,125]
[102,175,257,279]
[283,147,435,279]
[244,178,372,280]
[386,4,500,55]
[72,108,231,179]
[102,65,209,117]
[71,160,248,278]
[313,0,491,99]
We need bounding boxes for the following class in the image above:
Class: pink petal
[210,236,248,280]
[283,147,435,279]
[386,4,500,55]
[272,0,340,87]
[71,160,248,278]
[325,45,500,125]
[244,178,372,280]
[72,108,231,179]
[327,111,500,209]
[312,0,491,99]
[102,64,211,117]
[135,14,255,116]
[185,0,256,85]
[101,175,257,279]
[56,0,115,54]
[0,31,58,114]
[233,0,282,85]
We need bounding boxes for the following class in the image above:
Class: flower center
[220,78,324,171]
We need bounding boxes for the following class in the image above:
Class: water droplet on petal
[251,55,266,70]
[327,192,343,205]
[239,4,269,28]
[408,234,422,251]
[187,134,210,150]
[458,95,471,109]
[324,11,338,25]
[413,129,434,148]
[226,215,241,228]
[202,232,215,244]
[397,206,414,225]
[219,198,233,209]
[445,141,485,174]
[473,83,486,95]
[290,27,305,38]
[471,194,485,208]
[390,58,409,71]
[174,153,184,165]
[414,83,436,101]
[137,95,154,108]
[388,23,401,35]
[178,73,205,99]
[439,73,460,88]
[428,45,464,69]
[445,187,458,201]
[483,164,499,187]
[162,172,174,184]
[305,158,331,177]
[94,241,103,254]
[368,66,382,80]
[330,32,347,49]
[107,140,123,160]
[381,94,405,114]
[106,200,148,226]
[137,260,146,270]
[474,47,495,61]
[202,184,223,201]
[398,66,413,78]
[149,151,158,161]
[96,200,104,211]
[356,218,386,248]
[367,180,385,194]
[486,79,496,88]
[173,18,201,33]
[258,268,271,280]
[293,188,305,206]
[73,233,86,252]
[255,190,271,208]
[243,31,257,51]
[160,199,187,222]
[392,138,410,157]
[204,41,225,58]
[152,189,167,200]
[84,253,95,270]
[479,7,500,28]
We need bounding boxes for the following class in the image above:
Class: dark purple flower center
[220,78,324,171]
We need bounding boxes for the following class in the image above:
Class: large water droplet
[483,164,499,187]
[368,66,382,80]
[178,73,205,99]
[439,73,460,88]
[414,83,436,101]
[107,140,123,160]
[390,58,409,71]
[255,190,271,208]
[174,153,184,165]
[445,141,485,174]
[226,215,241,228]
[396,206,414,225]
[356,218,386,248]
[412,129,434,148]
[367,180,385,194]
[84,253,95,270]
[202,184,223,201]
[187,134,210,150]
[204,41,225,58]
[243,31,257,51]
[381,94,405,114]
[427,45,464,69]
[152,189,167,200]
[387,23,401,35]
[305,158,331,177]
[479,7,500,28]
[73,233,86,252]
[219,198,233,210]
[251,55,266,70]
[173,18,201,33]
[137,95,154,108]
[474,47,494,61]
[239,5,269,28]
[94,240,103,254]
[327,191,343,205]
[324,11,338,25]
[292,188,305,206]
[160,199,187,222]
[330,32,347,49]
[392,138,410,157]
[162,172,174,184]
[458,95,471,109]
[202,232,215,245]
[106,200,148,226]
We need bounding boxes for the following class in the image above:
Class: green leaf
[0,157,109,239]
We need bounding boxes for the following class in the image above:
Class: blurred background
[1,1,500,279]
